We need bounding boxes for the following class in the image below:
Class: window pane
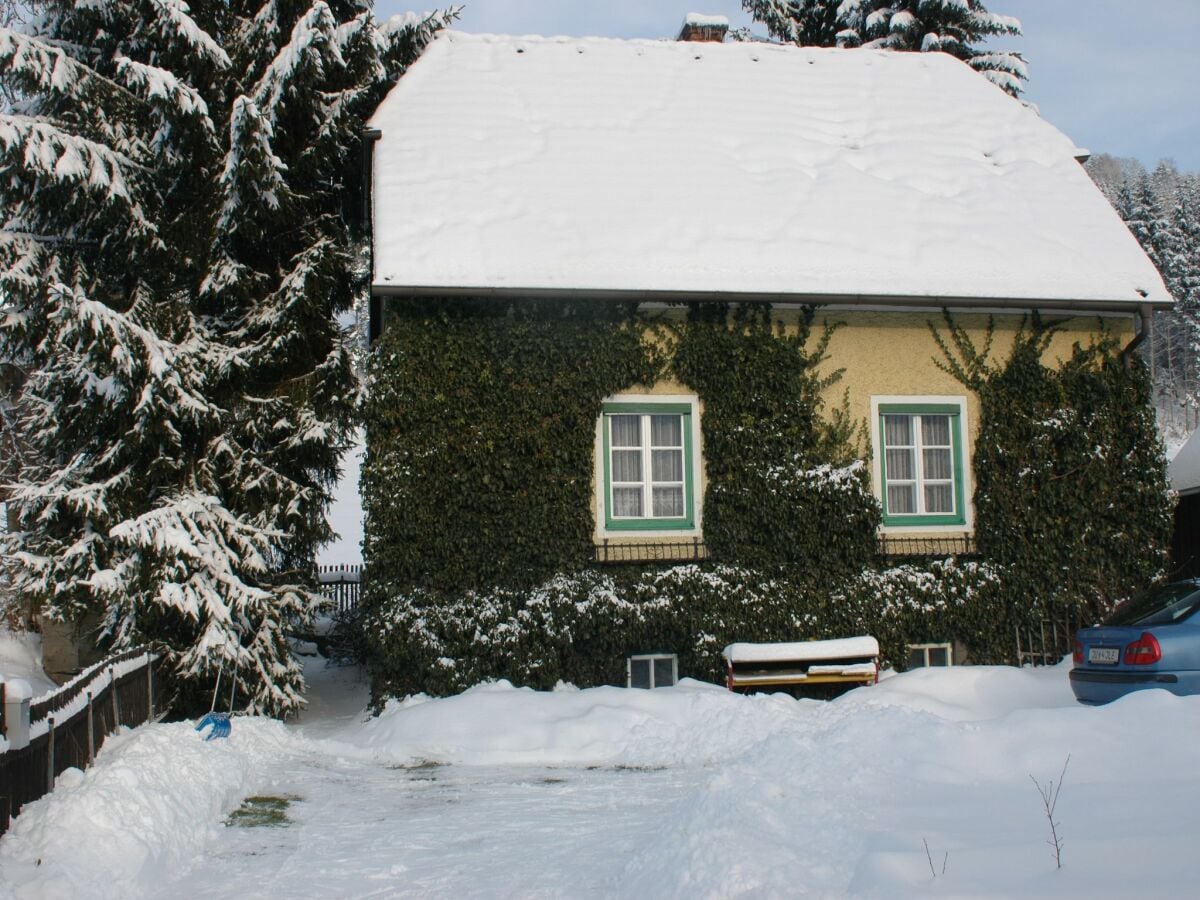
[653,486,685,517]
[884,414,912,446]
[652,449,683,482]
[922,415,951,446]
[629,658,651,689]
[653,657,675,687]
[613,487,643,517]
[908,647,926,669]
[610,414,640,447]
[928,646,950,666]
[888,483,916,514]
[925,483,954,513]
[886,448,914,480]
[650,414,682,447]
[923,448,952,480]
[612,449,642,483]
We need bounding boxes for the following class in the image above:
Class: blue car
[1070,580,1200,705]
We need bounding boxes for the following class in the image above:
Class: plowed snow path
[154,756,691,899]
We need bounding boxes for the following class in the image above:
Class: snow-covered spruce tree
[0,2,453,714]
[742,0,1026,95]
[1117,175,1170,275]
[1089,158,1200,440]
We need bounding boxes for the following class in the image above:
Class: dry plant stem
[1031,753,1071,869]
[923,838,948,878]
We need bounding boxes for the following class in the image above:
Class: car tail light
[1124,632,1161,666]
[1072,639,1083,664]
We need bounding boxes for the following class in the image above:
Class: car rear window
[1108,583,1200,627]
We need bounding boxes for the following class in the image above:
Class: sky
[377,0,1200,172]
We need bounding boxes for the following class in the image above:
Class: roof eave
[370,284,1172,314]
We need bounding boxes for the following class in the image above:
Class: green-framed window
[601,401,696,531]
[878,403,966,527]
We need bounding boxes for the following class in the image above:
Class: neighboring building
[1169,431,1200,579]
[365,24,1168,570]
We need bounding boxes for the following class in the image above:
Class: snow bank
[616,668,1200,898]
[353,678,803,767]
[0,719,295,899]
[344,665,1073,769]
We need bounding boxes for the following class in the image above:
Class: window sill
[881,515,967,528]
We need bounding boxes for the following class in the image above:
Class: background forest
[1086,155,1200,449]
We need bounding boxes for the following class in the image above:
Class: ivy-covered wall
[668,305,880,578]
[363,298,657,595]
[934,314,1173,628]
[361,300,1172,701]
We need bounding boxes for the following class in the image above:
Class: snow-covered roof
[369,32,1169,308]
[1169,428,1200,495]
[683,13,729,28]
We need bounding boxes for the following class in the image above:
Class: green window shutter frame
[878,402,966,527]
[601,401,696,531]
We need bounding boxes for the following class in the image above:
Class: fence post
[46,717,55,792]
[110,666,120,729]
[1,677,31,750]
[146,652,154,722]
[86,691,95,764]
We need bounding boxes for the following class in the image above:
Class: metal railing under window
[876,534,978,561]
[593,538,710,565]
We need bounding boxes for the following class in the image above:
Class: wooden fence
[0,647,158,837]
[318,564,361,613]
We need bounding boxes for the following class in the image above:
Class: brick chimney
[677,13,730,42]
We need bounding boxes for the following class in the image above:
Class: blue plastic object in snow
[197,661,238,741]
[195,712,231,741]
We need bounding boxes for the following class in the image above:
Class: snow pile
[370,33,1167,306]
[616,668,1196,898]
[355,679,800,767]
[0,720,295,899]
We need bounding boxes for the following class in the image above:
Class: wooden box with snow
[724,637,880,700]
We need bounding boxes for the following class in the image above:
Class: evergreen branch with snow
[742,0,1026,96]
[1,0,456,715]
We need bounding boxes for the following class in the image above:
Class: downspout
[362,128,382,345]
[1120,304,1150,371]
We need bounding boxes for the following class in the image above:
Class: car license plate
[1088,647,1120,665]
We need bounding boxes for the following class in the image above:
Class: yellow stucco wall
[595,306,1136,546]
[811,309,1133,438]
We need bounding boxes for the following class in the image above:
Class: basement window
[627,653,678,689]
[907,642,954,668]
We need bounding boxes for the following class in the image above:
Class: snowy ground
[2,653,1199,899]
